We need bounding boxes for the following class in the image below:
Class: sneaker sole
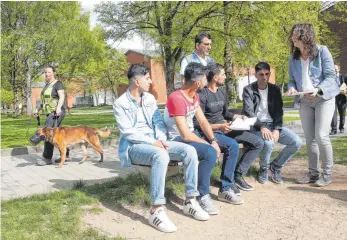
[149,222,176,233]
[313,181,332,187]
[235,183,254,191]
[218,197,244,205]
[183,210,210,221]
[271,176,283,184]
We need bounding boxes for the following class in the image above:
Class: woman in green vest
[36,66,70,166]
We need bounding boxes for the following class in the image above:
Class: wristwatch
[209,137,217,144]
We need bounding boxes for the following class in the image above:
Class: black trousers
[43,109,70,159]
[331,94,347,131]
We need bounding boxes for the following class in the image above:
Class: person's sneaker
[231,182,241,196]
[36,158,53,166]
[54,156,72,163]
[313,174,332,187]
[148,207,177,233]
[329,130,337,135]
[234,175,254,191]
[218,189,244,205]
[183,198,210,221]
[198,194,219,215]
[296,172,319,184]
[258,167,269,184]
[340,129,345,134]
[269,165,283,184]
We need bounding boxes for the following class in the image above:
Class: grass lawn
[1,190,125,240]
[282,96,295,108]
[289,136,347,166]
[1,113,118,148]
[70,105,113,112]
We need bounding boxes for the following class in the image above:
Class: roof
[320,1,337,12]
[124,49,160,58]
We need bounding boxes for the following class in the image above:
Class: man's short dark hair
[255,62,271,72]
[206,62,224,83]
[184,62,206,84]
[195,32,212,45]
[127,64,149,84]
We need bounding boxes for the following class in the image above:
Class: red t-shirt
[164,90,200,140]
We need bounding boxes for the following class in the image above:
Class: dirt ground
[83,158,347,240]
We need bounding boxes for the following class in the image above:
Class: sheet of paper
[286,90,314,96]
[230,117,257,131]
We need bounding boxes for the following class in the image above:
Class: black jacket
[242,82,283,131]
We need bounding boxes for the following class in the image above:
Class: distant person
[180,32,215,86]
[243,62,302,184]
[286,23,340,187]
[36,66,70,166]
[330,65,347,135]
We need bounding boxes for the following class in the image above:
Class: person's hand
[153,140,168,151]
[210,141,221,158]
[161,140,169,151]
[219,123,233,134]
[241,115,248,120]
[261,126,273,141]
[285,88,297,96]
[272,130,280,143]
[344,89,347,95]
[56,107,62,116]
[304,88,319,99]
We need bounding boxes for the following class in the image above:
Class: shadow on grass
[50,171,188,229]
[287,186,347,202]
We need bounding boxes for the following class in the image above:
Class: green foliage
[0,89,14,105]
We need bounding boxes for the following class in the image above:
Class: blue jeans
[252,124,302,170]
[129,141,199,205]
[207,133,239,192]
[173,136,217,197]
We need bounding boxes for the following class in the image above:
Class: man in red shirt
[164,62,243,215]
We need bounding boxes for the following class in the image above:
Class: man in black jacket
[242,62,302,184]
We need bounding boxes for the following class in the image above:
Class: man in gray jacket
[114,64,209,233]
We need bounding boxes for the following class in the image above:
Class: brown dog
[37,126,111,168]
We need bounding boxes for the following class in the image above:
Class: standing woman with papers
[286,23,340,187]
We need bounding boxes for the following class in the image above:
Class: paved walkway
[1,121,346,201]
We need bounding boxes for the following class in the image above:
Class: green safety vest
[40,80,58,115]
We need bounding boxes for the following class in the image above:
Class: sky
[80,0,156,51]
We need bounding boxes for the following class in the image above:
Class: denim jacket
[113,90,167,168]
[288,45,340,100]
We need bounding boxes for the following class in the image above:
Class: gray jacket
[288,45,339,100]
[113,90,167,168]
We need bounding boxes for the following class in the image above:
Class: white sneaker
[198,194,219,215]
[183,198,210,221]
[148,207,177,233]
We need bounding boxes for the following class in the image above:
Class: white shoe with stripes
[183,198,210,221]
[149,207,177,233]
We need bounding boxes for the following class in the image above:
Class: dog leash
[26,115,40,139]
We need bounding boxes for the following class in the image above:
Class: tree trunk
[104,88,107,105]
[25,57,32,115]
[223,2,237,105]
[163,46,175,95]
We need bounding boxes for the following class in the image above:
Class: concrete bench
[133,143,244,178]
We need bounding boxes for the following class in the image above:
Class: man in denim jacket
[113,64,209,233]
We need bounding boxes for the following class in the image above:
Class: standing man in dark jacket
[242,62,302,184]
[330,65,347,134]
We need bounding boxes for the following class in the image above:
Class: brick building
[321,2,347,73]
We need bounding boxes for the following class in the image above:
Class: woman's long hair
[289,23,318,60]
